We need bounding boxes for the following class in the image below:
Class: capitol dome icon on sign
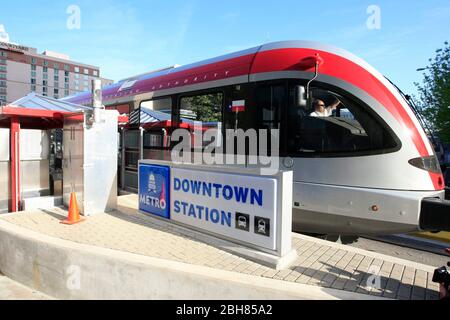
[148,173,157,193]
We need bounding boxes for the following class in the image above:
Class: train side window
[287,85,398,156]
[141,97,172,113]
[179,92,223,149]
[179,92,223,123]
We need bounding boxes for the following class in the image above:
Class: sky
[0,0,449,95]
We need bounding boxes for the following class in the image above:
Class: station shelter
[0,92,127,213]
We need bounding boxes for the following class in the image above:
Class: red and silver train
[63,40,450,236]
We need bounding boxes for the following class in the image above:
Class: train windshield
[285,82,399,156]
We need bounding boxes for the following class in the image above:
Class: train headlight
[408,156,441,174]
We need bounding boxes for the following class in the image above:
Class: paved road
[345,237,450,268]
[0,274,49,300]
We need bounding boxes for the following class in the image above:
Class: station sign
[170,168,277,250]
[139,164,170,219]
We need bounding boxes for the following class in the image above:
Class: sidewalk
[0,195,441,300]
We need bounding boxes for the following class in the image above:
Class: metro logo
[139,164,170,219]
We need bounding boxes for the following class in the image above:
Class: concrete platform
[0,274,50,300]
[0,195,441,300]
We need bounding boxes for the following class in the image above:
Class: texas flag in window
[231,100,246,113]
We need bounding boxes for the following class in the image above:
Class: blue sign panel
[139,164,170,219]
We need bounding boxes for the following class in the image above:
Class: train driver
[310,98,341,117]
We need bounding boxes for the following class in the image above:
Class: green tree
[414,41,450,143]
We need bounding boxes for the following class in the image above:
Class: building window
[64,64,70,71]
[43,87,47,93]
[93,70,98,77]
[54,88,59,94]
[74,66,80,73]
[54,82,59,88]
[31,57,37,64]
[0,95,7,105]
[43,73,48,79]
[0,59,6,65]
[65,89,69,96]
[31,78,36,84]
[31,71,36,78]
[64,83,69,89]
[0,73,6,79]
[0,87,6,94]
[65,77,69,83]
[75,74,80,79]
[64,71,69,77]
[84,81,89,87]
[84,68,89,75]
[83,75,88,80]
[43,66,48,73]
[31,65,36,71]
[0,80,6,87]
[0,51,7,57]
[54,75,59,81]
[31,85,36,92]
[54,63,59,69]
[0,66,6,72]
[43,80,48,86]
[43,60,48,67]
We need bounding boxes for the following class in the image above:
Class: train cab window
[287,85,398,156]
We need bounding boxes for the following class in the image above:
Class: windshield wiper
[384,76,438,150]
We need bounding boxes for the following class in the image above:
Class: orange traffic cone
[61,192,84,225]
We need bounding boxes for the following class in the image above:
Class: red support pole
[10,117,20,212]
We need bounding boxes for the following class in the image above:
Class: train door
[222,83,260,163]
[254,81,287,158]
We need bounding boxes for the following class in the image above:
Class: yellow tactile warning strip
[0,195,441,300]
[415,232,450,244]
